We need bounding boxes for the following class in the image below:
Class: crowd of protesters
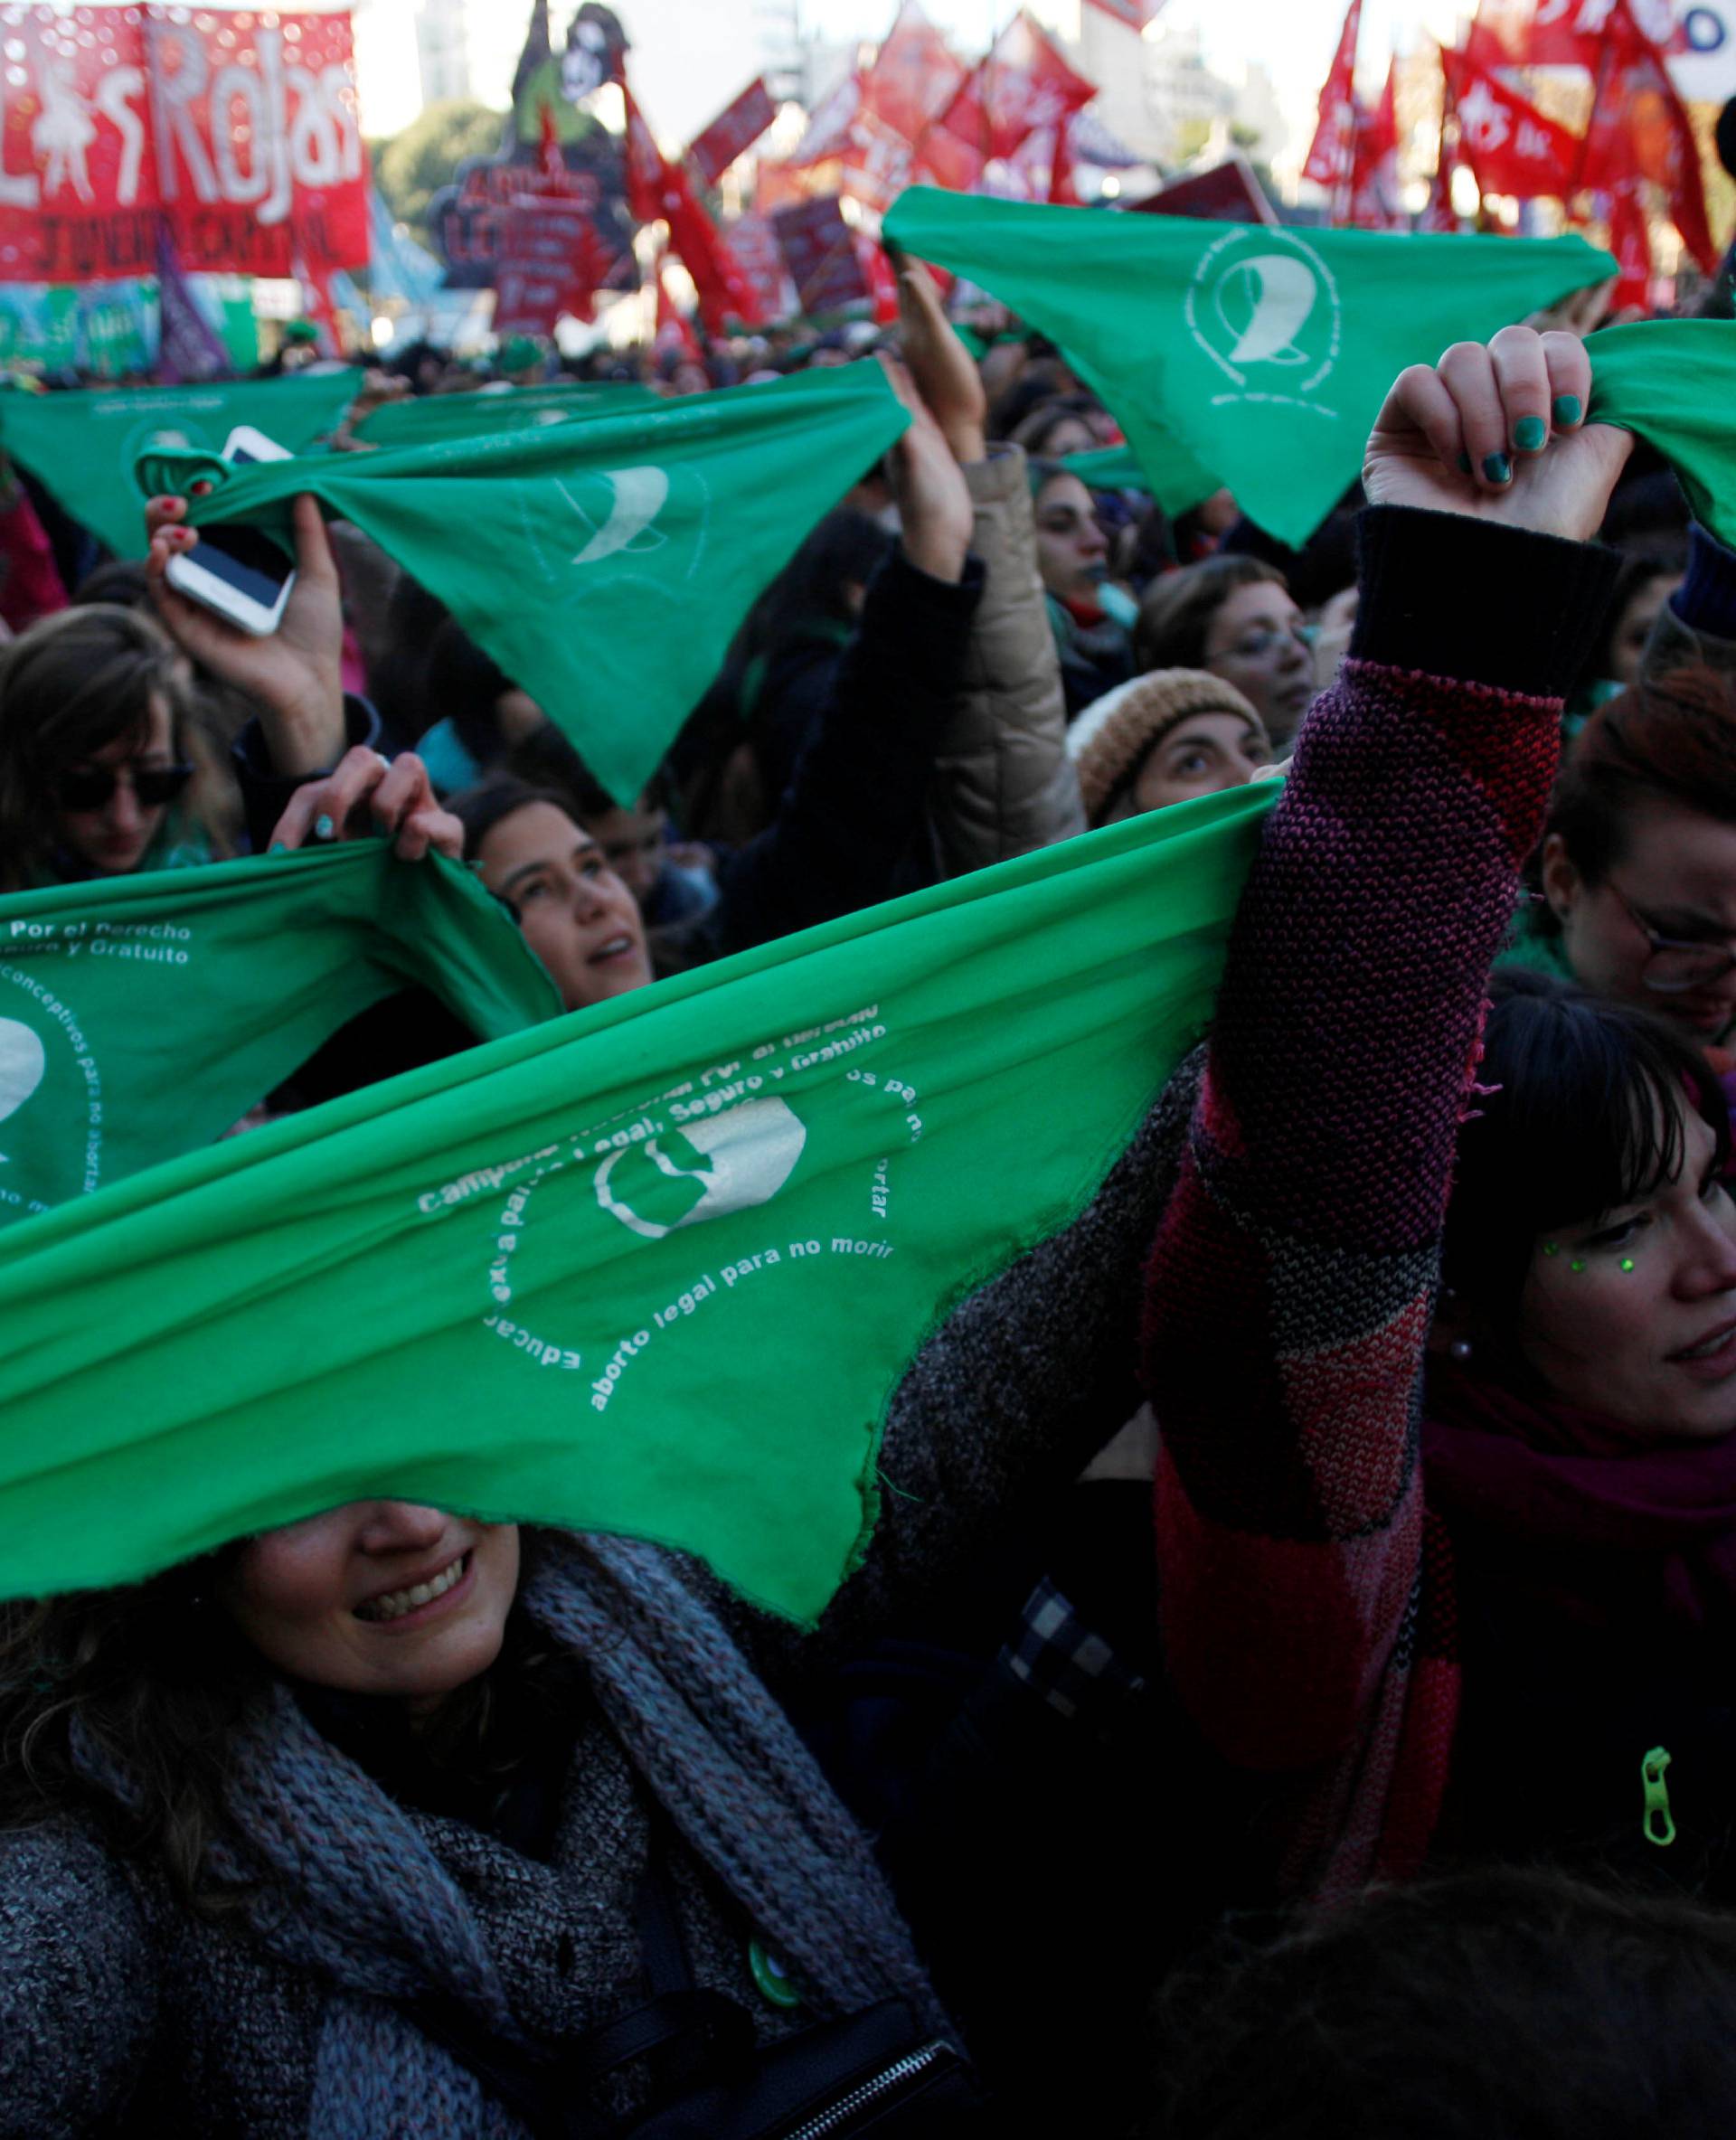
[6,223,1736,2140]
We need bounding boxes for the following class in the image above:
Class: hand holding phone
[146,487,346,779]
[161,424,297,637]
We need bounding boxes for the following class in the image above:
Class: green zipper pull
[1641,1745,1676,1847]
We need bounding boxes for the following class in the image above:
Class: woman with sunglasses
[0,602,232,893]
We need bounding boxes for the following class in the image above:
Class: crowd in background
[10,240,1736,2139]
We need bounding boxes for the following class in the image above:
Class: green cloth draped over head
[0,371,362,559]
[353,379,661,449]
[0,844,558,1228]
[0,779,1277,1622]
[168,365,912,808]
[882,187,1615,549]
[1588,320,1736,547]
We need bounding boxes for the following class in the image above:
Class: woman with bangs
[1143,323,1736,1906]
[0,604,233,892]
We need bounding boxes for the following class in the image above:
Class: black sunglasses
[53,761,195,812]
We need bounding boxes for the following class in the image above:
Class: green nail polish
[1482,452,1512,485]
[1552,393,1582,427]
[1458,451,1472,475]
[269,840,288,854]
[1514,415,1547,452]
[315,814,335,840]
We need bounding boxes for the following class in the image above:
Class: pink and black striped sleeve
[1141,505,1618,1777]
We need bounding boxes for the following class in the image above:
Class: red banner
[1127,155,1278,223]
[685,76,777,189]
[771,194,869,316]
[494,196,613,333]
[1608,182,1652,310]
[0,5,367,283]
[723,210,792,321]
[147,9,367,278]
[1448,53,1582,198]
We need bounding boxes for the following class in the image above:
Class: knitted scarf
[73,1532,947,2138]
[1425,1370,1736,1636]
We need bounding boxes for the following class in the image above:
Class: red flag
[1579,0,1716,271]
[623,82,667,223]
[789,71,863,168]
[655,259,703,363]
[937,11,1098,169]
[685,77,778,188]
[1303,0,1363,191]
[1483,0,1681,67]
[1348,62,1403,227]
[292,253,344,358]
[1448,53,1583,199]
[1607,182,1653,310]
[857,231,901,324]
[624,80,769,332]
[1419,57,1467,231]
[1049,118,1080,205]
[860,1,966,143]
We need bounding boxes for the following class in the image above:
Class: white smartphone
[163,423,297,636]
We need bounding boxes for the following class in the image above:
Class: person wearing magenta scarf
[1143,323,1736,1904]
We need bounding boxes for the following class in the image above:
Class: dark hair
[1547,664,1736,895]
[450,773,579,861]
[0,603,231,891]
[69,558,151,609]
[0,1532,560,1914]
[1573,549,1684,694]
[506,722,669,822]
[1010,393,1102,457]
[1441,968,1730,1344]
[1133,556,1288,674]
[1152,1865,1736,2138]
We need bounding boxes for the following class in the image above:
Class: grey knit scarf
[74,1532,946,2138]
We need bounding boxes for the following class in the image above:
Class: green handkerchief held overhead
[167,364,913,808]
[0,781,1277,1623]
[0,371,363,558]
[1588,319,1736,547]
[0,844,559,1229]
[353,380,661,448]
[883,187,1616,548]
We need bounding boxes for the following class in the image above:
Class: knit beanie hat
[1066,669,1266,825]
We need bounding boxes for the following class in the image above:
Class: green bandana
[0,844,558,1228]
[0,779,1277,1621]
[1059,439,1214,510]
[883,188,1615,548]
[0,372,363,559]
[175,366,911,808]
[354,380,661,448]
[1588,320,1736,544]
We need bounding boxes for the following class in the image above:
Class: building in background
[417,0,472,105]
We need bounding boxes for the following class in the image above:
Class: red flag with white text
[1579,0,1716,270]
[859,1,967,144]
[937,12,1097,169]
[1303,0,1363,191]
[1448,53,1583,199]
[686,78,778,188]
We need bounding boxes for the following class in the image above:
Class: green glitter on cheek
[1621,1258,1636,1273]
[1570,1259,1586,1274]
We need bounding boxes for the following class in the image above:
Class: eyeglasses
[1215,623,1316,663]
[1609,881,1736,994]
[52,761,195,813]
